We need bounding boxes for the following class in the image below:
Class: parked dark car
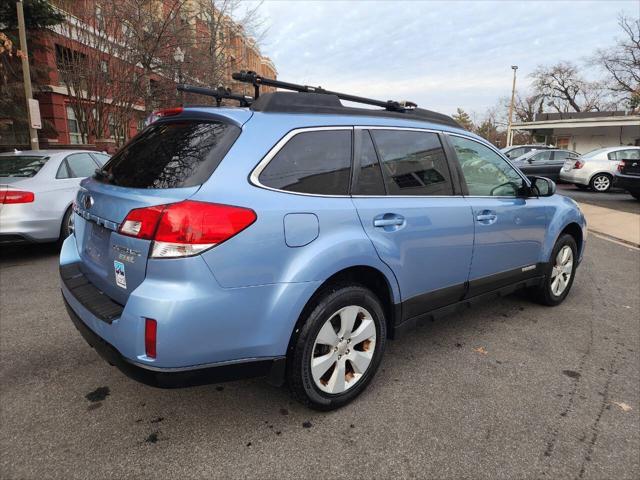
[615,151,640,200]
[500,144,554,160]
[512,149,581,182]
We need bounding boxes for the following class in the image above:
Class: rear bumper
[63,296,285,387]
[559,170,587,185]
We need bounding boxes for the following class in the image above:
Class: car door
[445,134,548,297]
[351,128,474,320]
[523,150,553,177]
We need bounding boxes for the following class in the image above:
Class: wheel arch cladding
[286,265,399,358]
[560,222,583,256]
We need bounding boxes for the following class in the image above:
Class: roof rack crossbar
[232,71,416,112]
[177,84,253,107]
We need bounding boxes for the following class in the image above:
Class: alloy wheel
[592,175,610,192]
[310,305,377,394]
[550,245,573,296]
[67,213,75,236]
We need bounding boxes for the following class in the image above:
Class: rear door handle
[476,210,497,224]
[373,213,405,229]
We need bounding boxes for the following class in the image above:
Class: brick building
[5,0,277,153]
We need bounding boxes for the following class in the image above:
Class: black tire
[630,191,640,201]
[589,173,612,193]
[60,207,74,242]
[530,234,578,306]
[287,284,387,411]
[574,184,589,190]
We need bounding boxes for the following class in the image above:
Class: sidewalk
[578,202,640,247]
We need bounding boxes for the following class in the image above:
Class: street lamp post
[173,47,185,105]
[506,65,518,147]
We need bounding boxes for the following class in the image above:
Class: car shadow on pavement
[0,242,60,265]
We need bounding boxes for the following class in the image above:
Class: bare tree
[591,14,640,110]
[530,62,611,113]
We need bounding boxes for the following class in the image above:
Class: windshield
[0,155,48,177]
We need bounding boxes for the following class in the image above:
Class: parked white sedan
[559,146,640,192]
[0,149,110,244]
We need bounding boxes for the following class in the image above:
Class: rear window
[98,120,240,188]
[0,156,48,177]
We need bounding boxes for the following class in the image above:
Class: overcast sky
[247,0,638,118]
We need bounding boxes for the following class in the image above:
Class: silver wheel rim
[67,213,74,236]
[311,305,377,394]
[550,245,573,296]
[593,175,610,191]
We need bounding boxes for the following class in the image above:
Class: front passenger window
[450,136,524,196]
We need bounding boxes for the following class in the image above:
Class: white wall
[551,125,640,154]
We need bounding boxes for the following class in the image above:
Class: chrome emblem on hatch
[83,194,94,210]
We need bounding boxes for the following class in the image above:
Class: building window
[66,106,83,144]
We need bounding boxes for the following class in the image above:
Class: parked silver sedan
[559,146,640,192]
[0,149,110,244]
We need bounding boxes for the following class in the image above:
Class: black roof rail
[232,71,416,112]
[177,84,253,107]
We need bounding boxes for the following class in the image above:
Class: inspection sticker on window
[114,261,127,289]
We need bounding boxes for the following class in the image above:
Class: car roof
[0,149,104,157]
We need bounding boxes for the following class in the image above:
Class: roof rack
[232,71,417,112]
[177,84,253,107]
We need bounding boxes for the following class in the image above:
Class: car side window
[610,149,640,161]
[353,130,385,195]
[449,136,524,197]
[259,130,352,195]
[370,130,453,196]
[91,153,110,166]
[56,160,71,179]
[531,151,552,162]
[507,147,524,159]
[66,153,99,178]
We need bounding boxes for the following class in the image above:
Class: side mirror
[527,158,534,164]
[528,176,556,197]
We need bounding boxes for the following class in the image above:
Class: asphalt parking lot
[557,184,640,215]
[1,236,639,479]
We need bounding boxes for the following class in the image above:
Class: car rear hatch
[73,111,245,306]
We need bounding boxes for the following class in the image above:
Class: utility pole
[17,0,39,150]
[506,65,518,147]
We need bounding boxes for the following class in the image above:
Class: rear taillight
[0,190,34,204]
[145,318,157,358]
[573,160,584,169]
[617,161,625,173]
[118,201,256,258]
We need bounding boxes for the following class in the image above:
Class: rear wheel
[589,173,612,192]
[287,284,386,410]
[60,207,74,241]
[530,234,577,306]
[629,191,640,201]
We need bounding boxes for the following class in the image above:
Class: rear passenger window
[371,130,453,196]
[354,130,385,195]
[259,130,351,195]
[66,153,98,178]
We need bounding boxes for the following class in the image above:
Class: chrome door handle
[476,210,497,224]
[374,218,404,227]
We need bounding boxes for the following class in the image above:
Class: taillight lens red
[1,190,34,204]
[119,205,164,239]
[145,318,157,358]
[617,161,624,173]
[573,160,584,169]
[118,201,256,258]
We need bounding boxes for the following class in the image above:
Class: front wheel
[287,285,387,410]
[590,173,612,192]
[530,234,577,306]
